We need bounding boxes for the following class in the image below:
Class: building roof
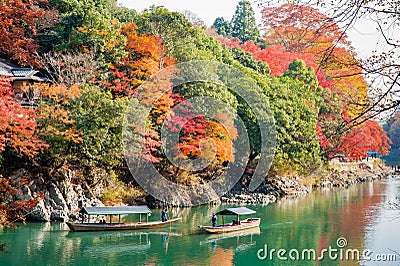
[0,59,47,81]
[216,207,256,216]
[11,68,36,77]
[80,206,151,215]
[0,59,18,76]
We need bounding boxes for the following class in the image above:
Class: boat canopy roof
[80,206,151,215]
[216,207,256,216]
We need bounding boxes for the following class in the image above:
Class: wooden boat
[66,206,182,231]
[199,207,260,234]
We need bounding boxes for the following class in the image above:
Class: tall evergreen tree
[212,17,232,37]
[231,0,259,42]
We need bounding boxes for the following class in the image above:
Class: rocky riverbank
[20,161,395,222]
[318,159,393,188]
[221,176,310,205]
[13,169,103,222]
[220,162,394,205]
[316,171,390,188]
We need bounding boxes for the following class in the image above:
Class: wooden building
[0,59,48,107]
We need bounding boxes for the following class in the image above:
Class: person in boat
[161,207,168,222]
[211,213,217,227]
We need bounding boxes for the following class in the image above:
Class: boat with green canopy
[199,207,260,234]
[66,206,182,231]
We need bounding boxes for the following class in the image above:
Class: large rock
[221,192,277,204]
[30,199,51,221]
[17,171,104,222]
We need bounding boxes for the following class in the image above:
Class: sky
[116,0,383,60]
[117,0,249,27]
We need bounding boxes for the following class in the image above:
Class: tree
[50,0,127,63]
[257,0,400,122]
[71,87,129,169]
[105,22,176,97]
[212,17,232,37]
[181,10,205,28]
[260,3,368,118]
[268,75,322,172]
[261,4,349,55]
[0,175,43,228]
[35,83,83,173]
[283,59,318,89]
[0,78,48,159]
[111,5,138,24]
[138,7,193,69]
[334,120,392,159]
[36,84,129,183]
[41,50,102,87]
[0,0,57,67]
[230,47,270,75]
[231,0,260,42]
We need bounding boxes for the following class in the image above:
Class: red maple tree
[0,78,48,157]
[335,120,392,159]
[0,0,57,67]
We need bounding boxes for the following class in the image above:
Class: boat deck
[67,217,182,231]
[200,218,260,233]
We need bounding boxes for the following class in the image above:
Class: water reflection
[0,179,399,265]
[362,179,400,265]
[200,226,260,258]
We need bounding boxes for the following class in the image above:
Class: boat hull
[200,218,260,234]
[66,217,182,231]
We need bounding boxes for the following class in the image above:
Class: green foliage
[268,76,322,172]
[111,6,139,24]
[231,48,270,75]
[174,28,234,63]
[137,6,192,66]
[212,17,232,37]
[230,61,322,172]
[231,0,260,42]
[136,8,234,63]
[71,87,129,168]
[283,59,318,89]
[101,176,147,206]
[49,0,127,62]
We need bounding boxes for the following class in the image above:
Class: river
[1,178,400,265]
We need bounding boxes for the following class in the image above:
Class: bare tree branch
[41,50,102,87]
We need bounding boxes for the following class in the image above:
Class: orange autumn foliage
[0,0,57,67]
[35,83,83,144]
[106,23,175,97]
[176,115,237,164]
[261,4,348,55]
[261,3,368,117]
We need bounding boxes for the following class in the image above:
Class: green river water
[1,178,400,266]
